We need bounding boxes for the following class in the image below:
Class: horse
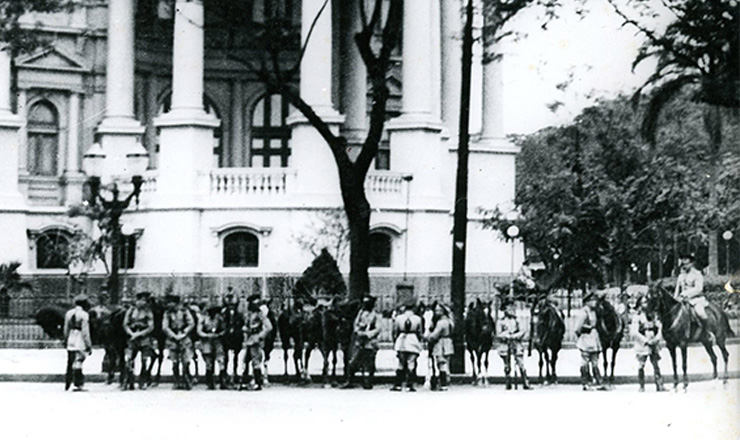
[220,300,244,386]
[528,295,565,384]
[464,298,495,385]
[593,294,625,385]
[277,298,309,379]
[647,284,734,390]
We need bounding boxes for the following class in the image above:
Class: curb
[2,371,738,385]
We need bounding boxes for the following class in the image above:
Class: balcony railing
[365,171,409,194]
[209,168,294,196]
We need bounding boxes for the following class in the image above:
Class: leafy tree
[293,208,350,267]
[606,0,740,275]
[1,0,72,52]
[294,248,347,303]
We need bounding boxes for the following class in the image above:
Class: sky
[482,0,672,136]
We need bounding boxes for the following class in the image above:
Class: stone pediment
[16,46,88,72]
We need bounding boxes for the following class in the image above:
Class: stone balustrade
[365,171,410,194]
[209,168,295,196]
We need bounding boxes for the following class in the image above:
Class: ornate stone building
[0,0,521,307]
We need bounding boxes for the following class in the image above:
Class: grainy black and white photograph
[0,0,737,439]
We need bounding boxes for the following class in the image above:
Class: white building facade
[0,0,522,308]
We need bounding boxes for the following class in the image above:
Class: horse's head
[646,282,674,316]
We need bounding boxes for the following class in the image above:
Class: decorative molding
[26,224,76,249]
[210,222,273,247]
[370,223,404,237]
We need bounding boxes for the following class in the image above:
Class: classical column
[441,0,462,137]
[481,45,506,140]
[229,81,243,167]
[289,0,343,203]
[17,89,28,173]
[97,0,144,179]
[66,93,81,173]
[400,0,434,120]
[144,74,159,169]
[154,0,219,203]
[0,46,24,207]
[339,0,366,144]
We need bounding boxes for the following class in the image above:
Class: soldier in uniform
[122,291,155,390]
[64,294,93,391]
[163,294,195,390]
[391,299,423,392]
[674,253,711,334]
[220,290,243,387]
[343,296,381,389]
[575,292,607,391]
[496,299,531,390]
[631,296,666,392]
[197,300,226,390]
[240,295,273,391]
[424,302,454,391]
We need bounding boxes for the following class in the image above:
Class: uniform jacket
[425,316,454,357]
[675,268,704,299]
[198,313,225,339]
[631,312,662,356]
[243,310,272,346]
[353,309,381,350]
[393,311,423,354]
[163,307,195,340]
[575,306,601,353]
[123,306,154,340]
[496,315,525,356]
[64,306,92,353]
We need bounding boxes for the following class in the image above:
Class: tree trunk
[341,170,372,301]
[705,104,723,277]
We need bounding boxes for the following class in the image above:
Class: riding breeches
[580,350,600,368]
[689,297,709,320]
[126,337,155,362]
[396,351,418,372]
[243,344,264,373]
[499,352,525,374]
[636,350,661,369]
[435,354,451,375]
[349,348,377,374]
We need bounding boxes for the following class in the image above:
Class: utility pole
[450,0,474,374]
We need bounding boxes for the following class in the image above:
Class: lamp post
[506,224,520,299]
[723,231,733,275]
[82,143,148,304]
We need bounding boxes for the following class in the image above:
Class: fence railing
[208,168,294,196]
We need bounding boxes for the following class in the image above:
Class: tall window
[117,234,137,270]
[250,93,291,167]
[223,232,259,267]
[369,231,392,268]
[27,101,60,176]
[36,230,70,269]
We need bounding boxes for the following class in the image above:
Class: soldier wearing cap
[424,302,454,391]
[343,295,381,389]
[163,294,195,390]
[575,291,606,391]
[198,300,226,390]
[122,291,155,390]
[64,294,93,391]
[392,298,423,392]
[496,299,531,390]
[240,295,272,391]
[631,295,666,392]
[674,253,712,335]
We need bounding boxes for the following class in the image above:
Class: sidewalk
[1,343,739,384]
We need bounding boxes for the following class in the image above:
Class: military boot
[220,371,229,390]
[206,369,215,390]
[239,371,252,391]
[580,366,591,391]
[172,364,182,390]
[407,370,417,392]
[362,372,374,390]
[593,368,608,391]
[73,369,87,391]
[439,372,449,391]
[520,368,532,390]
[638,368,645,392]
[391,369,404,391]
[253,369,264,391]
[182,366,193,391]
[65,367,73,391]
[655,368,666,392]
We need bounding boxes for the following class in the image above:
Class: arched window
[223,231,259,267]
[36,230,71,269]
[369,231,392,268]
[27,101,60,176]
[250,93,291,168]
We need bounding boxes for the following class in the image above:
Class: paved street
[0,380,737,440]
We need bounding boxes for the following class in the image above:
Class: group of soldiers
[62,252,712,393]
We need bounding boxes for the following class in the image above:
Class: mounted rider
[496,298,531,390]
[392,298,423,392]
[343,295,381,390]
[64,294,93,391]
[163,294,195,390]
[240,294,272,391]
[631,296,666,392]
[424,302,454,391]
[674,253,710,333]
[197,299,226,390]
[122,291,155,390]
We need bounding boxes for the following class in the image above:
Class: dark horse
[647,284,734,390]
[593,295,625,385]
[278,298,309,379]
[303,298,359,385]
[528,295,565,384]
[220,301,244,385]
[464,298,495,385]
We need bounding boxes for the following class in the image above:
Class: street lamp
[82,143,149,304]
[723,231,734,275]
[506,224,520,299]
